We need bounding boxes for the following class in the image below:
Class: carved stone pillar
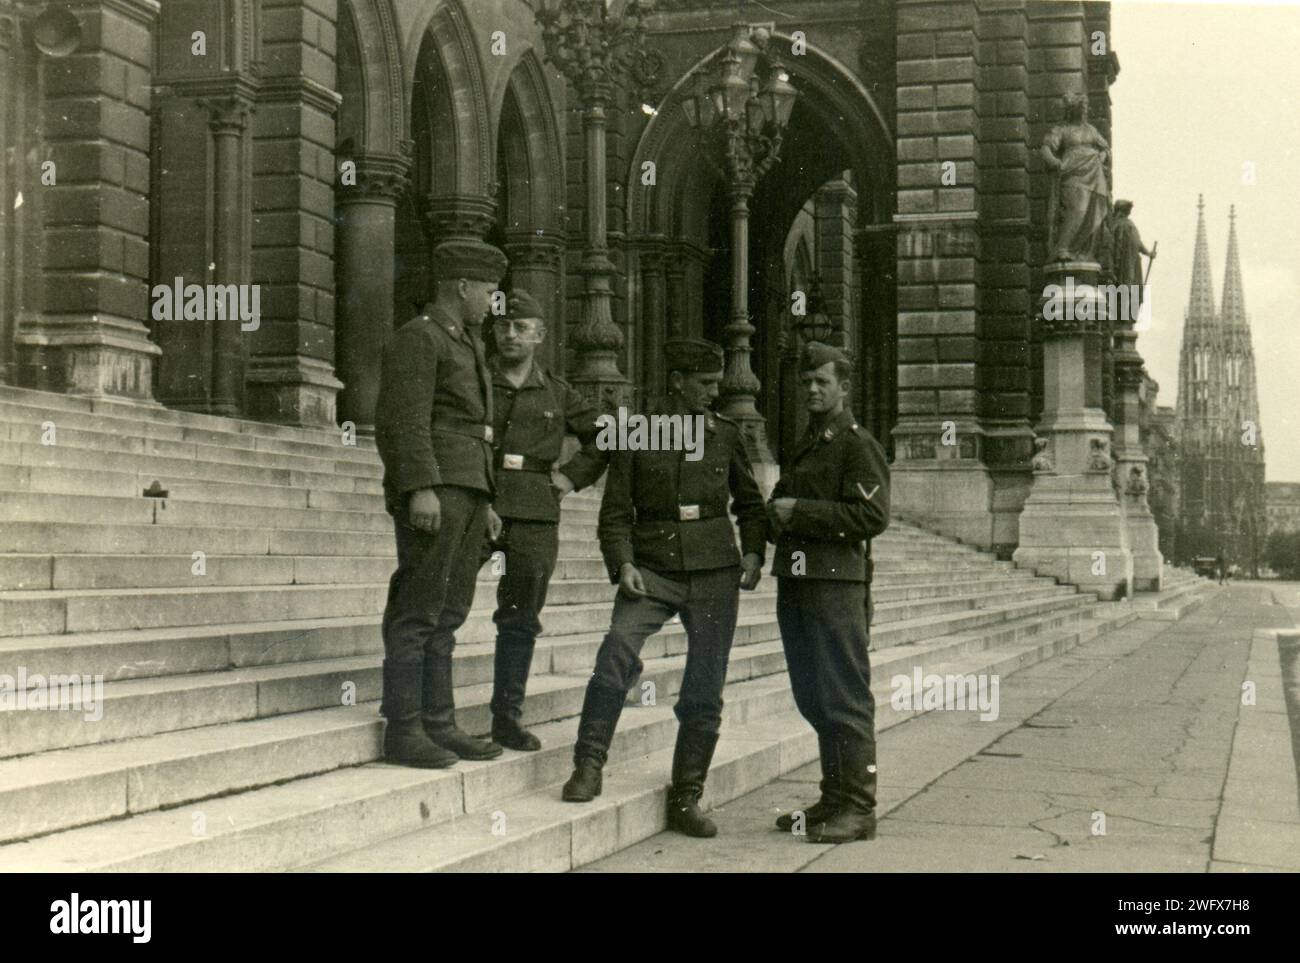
[203,93,254,416]
[1013,261,1133,600]
[1113,331,1163,591]
[335,150,410,433]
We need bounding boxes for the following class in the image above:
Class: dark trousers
[776,577,877,759]
[380,485,488,718]
[487,518,559,719]
[591,566,741,734]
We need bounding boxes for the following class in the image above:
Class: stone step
[0,588,1095,758]
[0,621,1051,846]
[0,603,1131,868]
[0,419,384,481]
[0,397,381,466]
[304,612,1131,873]
[0,441,382,495]
[0,521,602,559]
[0,546,1047,595]
[0,490,393,534]
[0,578,1087,692]
[0,384,373,450]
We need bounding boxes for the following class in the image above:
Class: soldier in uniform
[769,342,890,843]
[476,289,609,751]
[561,338,767,839]
[373,239,508,768]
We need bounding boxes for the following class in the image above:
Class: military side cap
[800,341,852,372]
[504,289,545,323]
[664,338,724,374]
[432,240,507,283]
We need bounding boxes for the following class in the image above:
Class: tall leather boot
[776,729,840,831]
[808,731,877,844]
[490,637,541,751]
[667,727,720,838]
[382,661,458,769]
[561,680,626,802]
[422,651,503,760]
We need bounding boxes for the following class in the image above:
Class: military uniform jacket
[769,407,890,582]
[375,303,495,514]
[598,395,767,582]
[489,359,609,523]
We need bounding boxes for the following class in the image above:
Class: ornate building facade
[1173,197,1266,572]
[1,0,1160,570]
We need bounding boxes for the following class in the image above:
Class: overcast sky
[1109,0,1300,481]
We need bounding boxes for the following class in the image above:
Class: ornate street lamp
[534,0,661,410]
[682,23,797,466]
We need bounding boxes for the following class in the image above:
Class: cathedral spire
[1220,203,1247,325]
[1186,193,1216,321]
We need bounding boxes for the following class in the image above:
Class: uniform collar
[813,406,858,443]
[426,302,470,340]
[490,357,547,389]
[654,394,718,432]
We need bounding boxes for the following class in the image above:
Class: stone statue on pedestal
[1041,93,1111,263]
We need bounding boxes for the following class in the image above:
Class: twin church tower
[1173,196,1266,572]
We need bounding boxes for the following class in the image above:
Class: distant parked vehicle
[1192,556,1218,577]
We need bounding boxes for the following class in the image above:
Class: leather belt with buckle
[503,453,524,470]
[678,504,700,521]
[433,421,493,443]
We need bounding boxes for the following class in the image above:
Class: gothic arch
[338,0,407,154]
[407,0,492,197]
[496,50,565,235]
[627,34,894,237]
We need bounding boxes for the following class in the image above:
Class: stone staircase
[0,383,1152,871]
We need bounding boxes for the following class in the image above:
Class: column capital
[338,150,411,202]
[503,229,566,269]
[424,193,498,244]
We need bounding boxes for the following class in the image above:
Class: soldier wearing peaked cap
[373,238,510,769]
[561,337,768,838]
[439,288,610,752]
[769,342,891,844]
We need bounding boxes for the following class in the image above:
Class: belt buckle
[503,453,524,471]
[483,426,494,443]
[679,504,700,521]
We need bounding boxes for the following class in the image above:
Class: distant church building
[1173,197,1266,573]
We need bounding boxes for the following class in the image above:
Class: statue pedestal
[1113,331,1163,593]
[1013,261,1133,600]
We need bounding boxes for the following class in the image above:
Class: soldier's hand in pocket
[740,552,763,591]
[409,489,441,534]
[618,563,647,598]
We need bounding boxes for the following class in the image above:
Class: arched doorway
[626,35,896,464]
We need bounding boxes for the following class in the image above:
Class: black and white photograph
[0,0,1295,908]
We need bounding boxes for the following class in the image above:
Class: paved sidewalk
[579,584,1300,872]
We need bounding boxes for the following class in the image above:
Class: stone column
[1112,331,1163,591]
[0,9,21,384]
[814,179,857,346]
[203,93,254,417]
[503,228,566,373]
[1013,262,1132,600]
[637,234,667,405]
[17,0,162,401]
[335,150,410,434]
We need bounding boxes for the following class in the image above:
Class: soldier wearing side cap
[456,289,610,751]
[769,342,890,843]
[561,338,767,839]
[373,239,509,768]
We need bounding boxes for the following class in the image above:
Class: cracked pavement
[578,583,1300,873]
